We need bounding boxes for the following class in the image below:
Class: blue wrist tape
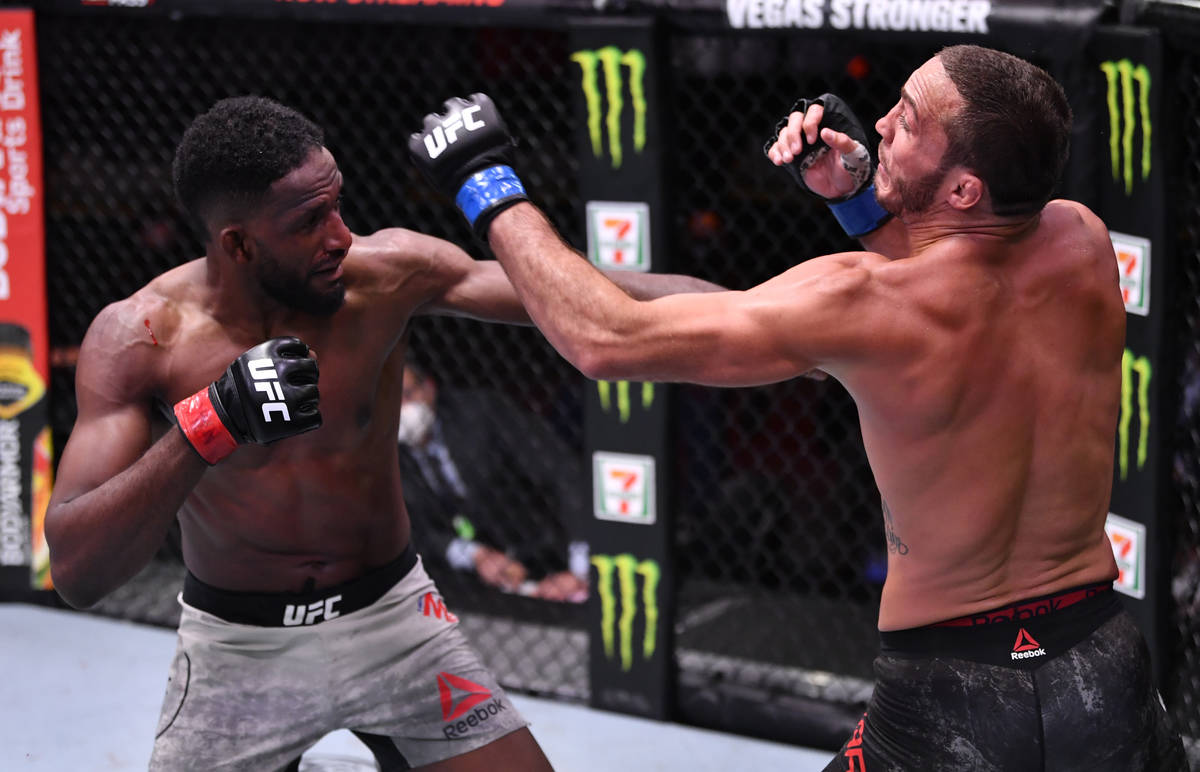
[828,184,892,238]
[455,165,527,228]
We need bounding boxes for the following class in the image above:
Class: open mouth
[312,260,344,280]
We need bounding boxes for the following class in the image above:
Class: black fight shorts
[823,585,1187,771]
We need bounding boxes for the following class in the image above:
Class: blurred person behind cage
[399,356,589,603]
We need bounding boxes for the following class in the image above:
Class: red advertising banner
[0,8,51,591]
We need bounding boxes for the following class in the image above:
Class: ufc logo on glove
[173,336,322,464]
[248,358,291,423]
[407,94,530,240]
[421,105,486,159]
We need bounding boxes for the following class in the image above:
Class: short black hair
[172,96,325,228]
[937,46,1072,216]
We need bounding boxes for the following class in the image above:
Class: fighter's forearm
[604,270,726,299]
[488,203,638,377]
[45,429,206,608]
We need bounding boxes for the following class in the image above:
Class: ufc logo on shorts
[422,106,485,159]
[283,594,342,626]
[247,358,291,423]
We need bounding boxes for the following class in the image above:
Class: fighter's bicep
[406,235,526,323]
[53,311,160,501]
[52,400,156,503]
[617,292,814,387]
[708,262,886,380]
[434,259,526,322]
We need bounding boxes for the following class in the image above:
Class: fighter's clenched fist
[174,336,321,464]
[408,93,529,239]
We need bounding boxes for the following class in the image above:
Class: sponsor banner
[727,0,991,32]
[43,0,1107,46]
[1094,30,1167,678]
[573,21,672,721]
[721,0,1104,37]
[1110,231,1150,316]
[587,201,651,271]
[45,0,578,16]
[592,451,656,524]
[1105,513,1146,599]
[0,9,51,592]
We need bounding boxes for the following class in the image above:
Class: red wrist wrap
[174,386,239,465]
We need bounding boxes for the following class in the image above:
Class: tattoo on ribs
[882,499,909,555]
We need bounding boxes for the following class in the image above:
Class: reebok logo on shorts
[1010,628,1046,660]
[438,672,507,738]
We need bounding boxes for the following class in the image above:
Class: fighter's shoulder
[1037,200,1117,272]
[1043,199,1110,242]
[80,262,199,374]
[807,249,896,287]
[347,228,465,269]
[345,227,475,291]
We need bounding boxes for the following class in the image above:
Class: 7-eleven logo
[586,200,650,271]
[593,451,656,524]
[437,672,492,721]
[1010,628,1046,661]
[1110,230,1150,316]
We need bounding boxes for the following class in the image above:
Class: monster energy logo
[597,380,654,424]
[571,47,647,169]
[591,553,660,671]
[1118,348,1151,480]
[1100,59,1151,195]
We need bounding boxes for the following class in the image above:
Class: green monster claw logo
[1100,59,1152,195]
[1118,348,1151,480]
[591,553,660,671]
[571,47,647,169]
[597,380,654,424]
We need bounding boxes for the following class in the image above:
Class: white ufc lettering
[282,594,342,626]
[423,105,485,159]
[247,357,291,423]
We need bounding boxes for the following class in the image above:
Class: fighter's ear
[947,169,984,211]
[218,225,251,265]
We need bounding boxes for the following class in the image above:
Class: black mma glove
[407,93,529,240]
[174,337,322,464]
[764,93,891,238]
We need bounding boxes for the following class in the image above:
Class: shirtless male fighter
[410,45,1187,770]
[43,95,718,771]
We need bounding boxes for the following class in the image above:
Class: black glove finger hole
[285,364,319,386]
[274,337,310,358]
